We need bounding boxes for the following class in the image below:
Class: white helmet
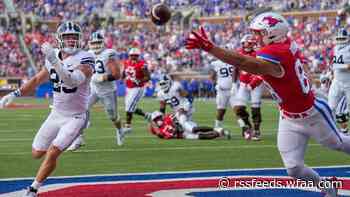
[129,48,141,56]
[56,21,82,54]
[159,74,172,92]
[240,34,255,44]
[335,28,349,45]
[89,31,105,54]
[249,12,289,45]
[151,111,163,121]
[151,111,164,127]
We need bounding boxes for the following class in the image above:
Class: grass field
[0,97,349,179]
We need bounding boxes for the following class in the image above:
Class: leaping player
[186,11,350,197]
[123,48,150,132]
[0,21,94,197]
[67,31,124,150]
[157,74,231,139]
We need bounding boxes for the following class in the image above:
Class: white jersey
[157,81,192,112]
[45,49,95,115]
[332,44,350,83]
[90,48,118,95]
[211,60,236,91]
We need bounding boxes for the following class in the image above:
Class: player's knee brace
[251,107,262,124]
[336,113,349,124]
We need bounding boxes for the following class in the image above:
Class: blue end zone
[1,166,349,195]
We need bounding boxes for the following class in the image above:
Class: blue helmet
[89,31,105,53]
[56,21,82,54]
[335,28,349,44]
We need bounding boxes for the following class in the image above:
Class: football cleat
[223,129,232,140]
[322,177,339,197]
[66,135,85,151]
[251,130,261,141]
[22,187,37,197]
[243,129,253,141]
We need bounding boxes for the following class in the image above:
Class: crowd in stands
[1,0,348,82]
[13,0,345,20]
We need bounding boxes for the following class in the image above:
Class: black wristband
[106,74,116,81]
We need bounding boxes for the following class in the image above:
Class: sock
[237,118,245,128]
[30,180,42,190]
[215,120,223,128]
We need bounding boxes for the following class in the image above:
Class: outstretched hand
[185,26,214,52]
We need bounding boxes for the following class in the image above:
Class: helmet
[159,74,172,92]
[335,28,349,45]
[89,31,105,54]
[240,34,256,52]
[56,21,82,54]
[129,48,141,56]
[151,111,164,127]
[249,12,289,45]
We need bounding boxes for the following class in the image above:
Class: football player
[123,48,150,132]
[235,34,264,141]
[0,21,94,197]
[67,31,123,150]
[186,12,350,197]
[328,28,350,134]
[134,109,230,140]
[209,57,238,129]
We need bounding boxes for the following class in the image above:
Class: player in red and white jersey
[123,48,150,132]
[186,11,350,196]
[134,109,230,140]
[235,34,264,140]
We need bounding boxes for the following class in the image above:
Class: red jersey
[238,49,263,87]
[149,114,182,139]
[124,59,148,88]
[256,39,314,113]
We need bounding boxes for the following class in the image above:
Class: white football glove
[41,42,59,65]
[0,92,16,108]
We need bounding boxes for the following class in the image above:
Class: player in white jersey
[328,28,350,134]
[0,21,94,197]
[67,31,124,150]
[209,59,238,129]
[157,74,231,139]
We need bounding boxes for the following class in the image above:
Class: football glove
[185,26,214,52]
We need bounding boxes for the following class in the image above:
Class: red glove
[248,76,263,90]
[185,26,214,52]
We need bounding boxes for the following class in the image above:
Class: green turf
[0,98,348,178]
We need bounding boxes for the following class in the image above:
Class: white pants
[278,98,346,168]
[216,89,236,109]
[89,90,118,120]
[235,83,264,107]
[32,110,88,151]
[328,80,350,115]
[125,87,144,112]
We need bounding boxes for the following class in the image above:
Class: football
[150,3,171,26]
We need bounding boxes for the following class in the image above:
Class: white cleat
[22,187,37,197]
[116,128,124,146]
[66,135,85,151]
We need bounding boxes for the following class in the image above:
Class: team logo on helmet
[262,16,283,27]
